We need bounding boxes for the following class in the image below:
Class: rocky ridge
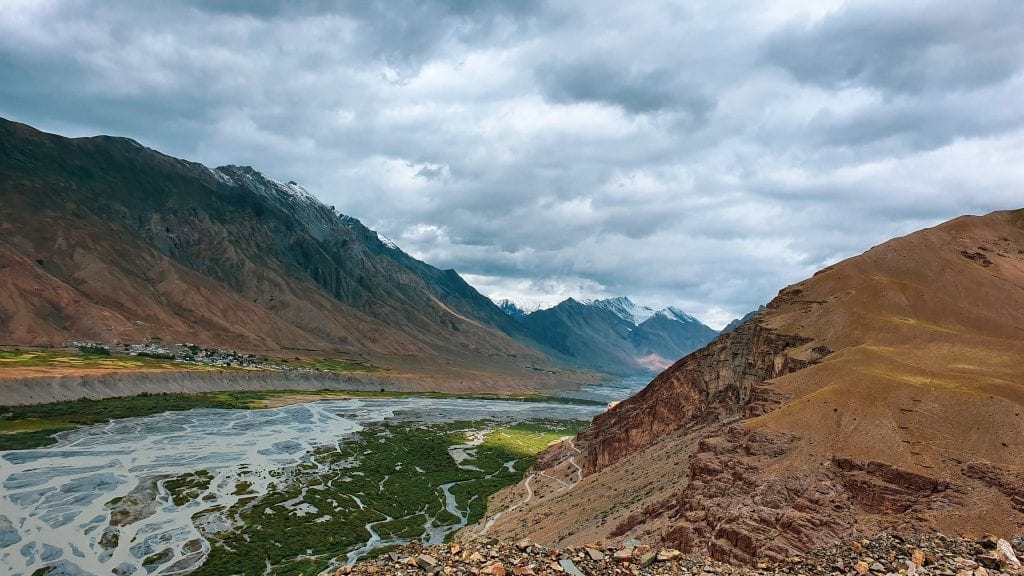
[335,534,1023,576]
[479,209,1024,562]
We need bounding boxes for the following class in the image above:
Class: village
[70,339,331,373]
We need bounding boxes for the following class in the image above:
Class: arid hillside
[476,209,1024,562]
[0,118,574,387]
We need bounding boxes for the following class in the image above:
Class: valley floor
[0,347,602,407]
[0,395,604,576]
[0,389,600,450]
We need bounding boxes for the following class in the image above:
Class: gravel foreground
[331,533,1023,576]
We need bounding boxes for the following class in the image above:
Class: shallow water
[0,390,641,576]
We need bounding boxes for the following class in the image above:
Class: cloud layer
[3,0,1023,328]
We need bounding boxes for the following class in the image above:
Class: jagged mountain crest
[721,305,764,333]
[652,306,699,324]
[585,296,656,325]
[494,298,537,319]
[504,296,719,374]
[211,164,403,255]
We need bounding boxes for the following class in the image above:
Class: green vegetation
[165,470,215,506]
[0,348,200,370]
[0,347,387,374]
[453,420,587,523]
[272,356,383,373]
[192,419,585,576]
[142,549,173,568]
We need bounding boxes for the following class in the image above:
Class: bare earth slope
[476,209,1024,562]
[0,118,571,389]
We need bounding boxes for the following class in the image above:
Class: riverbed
[0,379,645,576]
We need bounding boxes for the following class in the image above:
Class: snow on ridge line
[212,165,320,205]
[589,296,656,325]
[493,298,544,314]
[377,232,400,250]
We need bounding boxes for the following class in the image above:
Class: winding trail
[478,439,583,535]
[567,440,583,484]
[480,474,535,534]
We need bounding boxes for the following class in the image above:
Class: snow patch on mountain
[213,165,319,205]
[377,232,400,250]
[587,297,656,325]
[493,298,543,318]
[653,306,699,324]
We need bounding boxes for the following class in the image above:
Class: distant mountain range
[721,305,763,333]
[495,296,719,375]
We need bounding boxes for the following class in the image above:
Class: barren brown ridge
[479,209,1024,563]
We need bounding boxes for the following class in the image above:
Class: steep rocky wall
[577,318,819,474]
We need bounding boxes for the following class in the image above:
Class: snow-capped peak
[493,298,544,318]
[654,306,698,324]
[589,296,656,325]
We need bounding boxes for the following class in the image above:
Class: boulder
[480,563,506,576]
[639,551,657,567]
[912,549,927,566]
[557,559,586,576]
[416,554,439,571]
[657,548,682,562]
[997,539,1021,570]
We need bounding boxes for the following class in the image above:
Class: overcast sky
[3,0,1023,328]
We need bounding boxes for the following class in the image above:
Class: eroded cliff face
[578,315,822,474]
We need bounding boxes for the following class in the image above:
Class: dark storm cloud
[536,59,716,118]
[2,0,1022,327]
[763,0,1024,94]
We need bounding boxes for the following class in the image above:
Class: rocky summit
[335,534,1023,576]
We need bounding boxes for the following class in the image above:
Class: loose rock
[997,538,1021,570]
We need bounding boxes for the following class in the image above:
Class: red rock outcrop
[578,317,821,474]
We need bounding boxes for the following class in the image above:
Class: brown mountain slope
[474,209,1024,562]
[0,118,572,389]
